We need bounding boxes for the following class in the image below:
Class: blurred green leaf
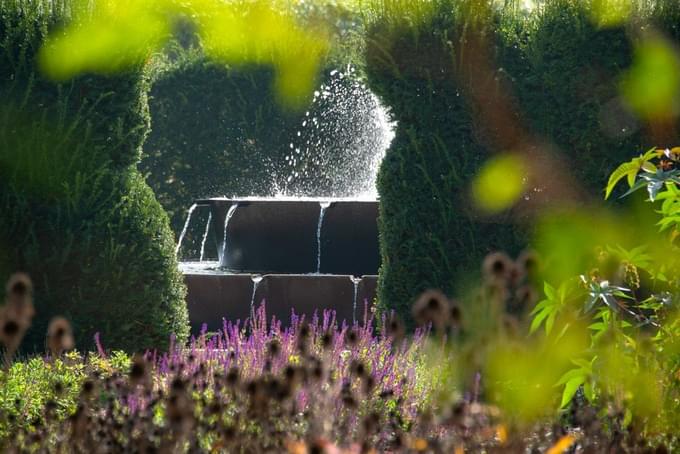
[38,0,327,108]
[472,153,527,214]
[621,36,680,120]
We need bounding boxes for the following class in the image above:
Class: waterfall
[199,212,212,262]
[350,276,361,324]
[316,201,331,273]
[219,203,239,265]
[175,203,198,258]
[250,274,263,315]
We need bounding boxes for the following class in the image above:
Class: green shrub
[141,49,303,235]
[0,1,188,351]
[366,0,680,325]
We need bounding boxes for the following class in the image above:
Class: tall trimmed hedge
[141,52,302,236]
[0,1,189,351]
[366,0,679,325]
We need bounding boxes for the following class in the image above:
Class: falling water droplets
[175,203,198,258]
[280,66,395,198]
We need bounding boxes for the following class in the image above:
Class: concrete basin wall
[200,198,380,276]
[185,273,378,334]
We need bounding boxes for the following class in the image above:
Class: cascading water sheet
[219,203,239,265]
[316,201,332,273]
[175,203,198,258]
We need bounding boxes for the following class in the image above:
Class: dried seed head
[166,389,194,434]
[53,381,64,395]
[47,317,74,357]
[129,354,151,388]
[4,274,35,326]
[386,314,405,342]
[170,377,185,392]
[346,329,359,346]
[81,380,95,397]
[1,316,21,339]
[5,273,32,300]
[412,289,451,330]
[308,439,326,454]
[350,359,367,378]
[482,252,514,283]
[516,250,540,280]
[320,331,334,349]
[0,305,29,354]
[266,339,281,357]
[226,367,239,386]
[298,322,310,339]
[362,375,375,395]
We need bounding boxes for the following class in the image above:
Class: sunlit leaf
[559,375,585,408]
[38,0,327,108]
[605,148,657,199]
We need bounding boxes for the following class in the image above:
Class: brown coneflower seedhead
[5,272,33,301]
[47,316,75,358]
[345,328,359,347]
[515,250,540,282]
[449,300,463,329]
[0,305,30,365]
[350,359,367,378]
[482,252,514,283]
[4,273,35,324]
[129,354,151,388]
[166,387,194,436]
[320,330,334,350]
[266,338,281,358]
[385,314,405,343]
[412,289,451,331]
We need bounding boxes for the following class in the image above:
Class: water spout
[280,66,395,198]
[199,212,212,262]
[316,201,331,273]
[219,203,239,265]
[350,275,361,324]
[250,274,263,315]
[175,203,198,258]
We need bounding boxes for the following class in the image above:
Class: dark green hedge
[0,1,188,351]
[366,0,679,326]
[141,51,303,239]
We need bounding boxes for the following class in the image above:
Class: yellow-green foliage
[0,351,130,440]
